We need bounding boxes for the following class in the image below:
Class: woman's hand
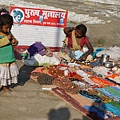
[80,54,87,61]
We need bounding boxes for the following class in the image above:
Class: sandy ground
[0,60,90,120]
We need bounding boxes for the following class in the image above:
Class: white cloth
[23,53,60,66]
[96,46,120,60]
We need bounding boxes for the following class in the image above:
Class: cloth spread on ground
[96,46,120,60]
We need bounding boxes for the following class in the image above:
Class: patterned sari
[58,30,82,62]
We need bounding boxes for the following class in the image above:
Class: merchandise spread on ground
[30,57,120,120]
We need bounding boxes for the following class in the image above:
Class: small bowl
[103,62,115,68]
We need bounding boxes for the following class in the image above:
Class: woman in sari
[58,24,94,62]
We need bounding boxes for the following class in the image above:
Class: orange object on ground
[105,73,119,79]
[90,76,116,87]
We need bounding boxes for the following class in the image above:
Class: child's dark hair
[76,24,87,36]
[0,8,9,15]
[0,8,13,30]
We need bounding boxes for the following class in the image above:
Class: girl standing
[0,9,19,92]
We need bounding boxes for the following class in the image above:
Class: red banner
[10,6,68,28]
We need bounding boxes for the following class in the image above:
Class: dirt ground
[0,60,90,120]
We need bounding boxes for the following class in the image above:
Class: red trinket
[107,71,111,74]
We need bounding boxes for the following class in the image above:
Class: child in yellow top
[0,8,19,92]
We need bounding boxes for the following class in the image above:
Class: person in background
[58,24,94,63]
[0,8,19,92]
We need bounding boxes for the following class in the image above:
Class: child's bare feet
[2,86,12,92]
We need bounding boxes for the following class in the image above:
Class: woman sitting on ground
[58,24,94,62]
